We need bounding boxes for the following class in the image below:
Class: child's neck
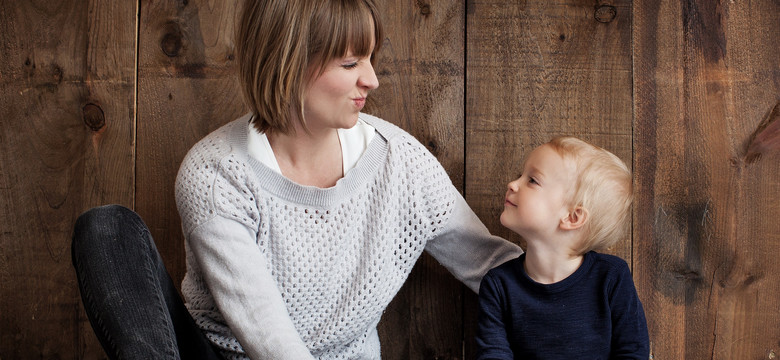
[523,243,583,284]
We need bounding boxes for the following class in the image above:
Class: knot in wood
[24,57,35,76]
[427,140,439,155]
[82,103,105,131]
[416,0,431,16]
[594,5,617,23]
[161,22,184,57]
[51,65,63,84]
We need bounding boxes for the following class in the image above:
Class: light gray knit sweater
[175,113,523,359]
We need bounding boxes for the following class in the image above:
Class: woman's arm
[175,128,314,359]
[424,192,523,292]
[187,216,315,360]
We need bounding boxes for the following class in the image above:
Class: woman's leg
[71,205,222,360]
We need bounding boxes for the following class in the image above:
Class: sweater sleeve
[186,216,314,360]
[424,187,523,293]
[176,131,314,359]
[608,262,650,359]
[385,127,522,293]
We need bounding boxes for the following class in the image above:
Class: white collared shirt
[247,118,376,176]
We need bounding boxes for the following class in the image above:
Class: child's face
[500,144,576,241]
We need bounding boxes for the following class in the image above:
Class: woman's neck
[523,242,583,284]
[267,127,344,188]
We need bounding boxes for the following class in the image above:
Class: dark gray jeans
[71,205,223,360]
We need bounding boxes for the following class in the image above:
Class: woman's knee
[72,205,147,260]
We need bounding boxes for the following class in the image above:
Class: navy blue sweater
[476,252,649,359]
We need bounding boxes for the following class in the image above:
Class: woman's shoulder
[358,113,438,163]
[177,115,253,177]
[175,114,258,230]
[358,113,412,143]
[185,114,251,159]
[176,114,253,195]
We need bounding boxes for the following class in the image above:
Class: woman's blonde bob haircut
[546,136,633,255]
[235,0,383,135]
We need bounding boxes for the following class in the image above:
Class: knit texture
[176,113,522,359]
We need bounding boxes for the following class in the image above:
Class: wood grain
[465,0,633,357]
[633,1,780,358]
[0,0,136,358]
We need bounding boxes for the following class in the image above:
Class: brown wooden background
[1,0,778,359]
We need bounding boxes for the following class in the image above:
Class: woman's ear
[560,207,588,230]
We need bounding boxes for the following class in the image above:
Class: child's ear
[560,206,588,230]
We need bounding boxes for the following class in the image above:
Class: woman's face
[302,49,379,132]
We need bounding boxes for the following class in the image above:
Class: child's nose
[507,179,520,192]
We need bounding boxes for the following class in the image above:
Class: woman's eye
[529,177,538,185]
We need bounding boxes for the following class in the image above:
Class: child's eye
[529,177,539,185]
[342,62,358,69]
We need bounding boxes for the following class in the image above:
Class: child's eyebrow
[525,165,546,180]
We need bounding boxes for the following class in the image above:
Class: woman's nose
[359,62,379,90]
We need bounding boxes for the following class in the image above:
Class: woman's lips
[353,98,366,109]
[504,199,516,207]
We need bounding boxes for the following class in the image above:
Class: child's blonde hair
[235,0,383,135]
[547,136,632,254]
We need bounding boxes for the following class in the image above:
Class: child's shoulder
[588,251,631,275]
[485,254,525,278]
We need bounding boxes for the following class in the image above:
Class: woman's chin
[342,115,360,129]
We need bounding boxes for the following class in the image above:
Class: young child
[475,136,650,359]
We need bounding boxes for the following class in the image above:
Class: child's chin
[498,213,511,229]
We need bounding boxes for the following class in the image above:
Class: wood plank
[633,0,780,358]
[369,1,467,358]
[465,0,633,357]
[136,0,245,286]
[0,0,136,358]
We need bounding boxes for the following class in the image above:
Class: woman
[72,0,522,359]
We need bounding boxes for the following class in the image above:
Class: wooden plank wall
[1,0,778,359]
[633,1,780,358]
[0,1,137,358]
